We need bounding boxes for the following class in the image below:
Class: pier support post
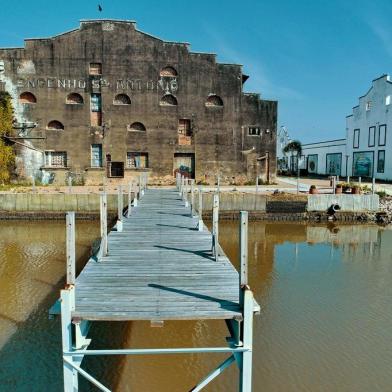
[212,193,219,260]
[191,180,195,217]
[66,212,76,285]
[198,185,203,231]
[127,182,132,218]
[100,192,108,257]
[117,185,123,232]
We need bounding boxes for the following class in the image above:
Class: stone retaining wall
[0,193,129,212]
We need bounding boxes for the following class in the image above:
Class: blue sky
[1,0,392,142]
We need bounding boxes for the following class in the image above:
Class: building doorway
[174,153,195,178]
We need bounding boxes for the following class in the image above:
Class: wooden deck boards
[73,188,242,321]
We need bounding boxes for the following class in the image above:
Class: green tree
[0,91,15,183]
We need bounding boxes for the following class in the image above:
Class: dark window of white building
[379,124,386,146]
[368,126,375,147]
[377,150,385,173]
[353,129,360,148]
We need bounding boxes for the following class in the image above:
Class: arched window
[159,66,177,77]
[128,122,146,132]
[205,94,223,107]
[66,93,84,104]
[47,120,64,130]
[113,93,131,105]
[19,92,36,104]
[160,94,178,106]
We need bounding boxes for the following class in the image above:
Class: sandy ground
[1,176,391,195]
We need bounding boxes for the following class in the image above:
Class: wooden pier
[59,174,259,391]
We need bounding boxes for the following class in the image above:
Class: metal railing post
[212,193,219,261]
[239,211,248,307]
[66,212,76,285]
[240,289,254,392]
[117,185,123,232]
[140,174,144,197]
[191,179,195,217]
[31,175,36,193]
[100,192,108,257]
[127,182,132,218]
[359,176,362,186]
[61,287,78,391]
[198,185,203,231]
[178,174,182,195]
[185,178,189,208]
[372,177,376,194]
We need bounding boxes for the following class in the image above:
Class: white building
[301,139,347,176]
[281,74,392,180]
[346,74,392,180]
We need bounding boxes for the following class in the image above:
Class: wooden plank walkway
[73,188,242,321]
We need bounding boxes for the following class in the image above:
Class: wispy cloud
[202,27,304,101]
[366,19,392,58]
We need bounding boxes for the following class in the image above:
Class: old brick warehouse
[0,19,277,185]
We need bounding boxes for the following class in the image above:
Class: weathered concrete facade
[0,19,277,184]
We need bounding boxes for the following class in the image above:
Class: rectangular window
[91,144,103,167]
[368,126,375,147]
[379,124,386,146]
[353,151,374,177]
[377,150,385,173]
[90,93,102,112]
[326,153,342,176]
[386,95,391,105]
[90,93,102,126]
[307,154,318,174]
[178,119,192,145]
[353,129,360,148]
[248,127,261,136]
[89,63,102,75]
[366,101,371,111]
[126,152,148,168]
[45,151,67,167]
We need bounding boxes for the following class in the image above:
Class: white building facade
[346,74,392,180]
[281,74,392,180]
[300,139,348,176]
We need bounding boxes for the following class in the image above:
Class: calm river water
[0,220,392,391]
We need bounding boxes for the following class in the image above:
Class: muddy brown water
[0,221,391,391]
